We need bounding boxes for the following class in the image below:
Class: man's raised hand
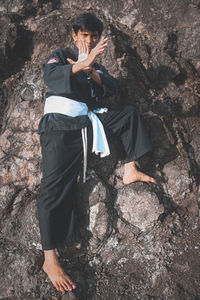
[67,37,108,71]
[78,39,89,62]
[67,39,89,65]
[85,36,108,66]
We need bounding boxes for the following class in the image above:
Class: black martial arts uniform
[37,46,152,250]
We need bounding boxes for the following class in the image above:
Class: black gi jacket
[38,46,117,133]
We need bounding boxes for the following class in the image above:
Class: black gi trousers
[37,106,152,250]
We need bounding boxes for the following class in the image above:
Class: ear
[72,30,77,42]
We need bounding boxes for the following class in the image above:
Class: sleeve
[43,49,73,94]
[96,65,118,98]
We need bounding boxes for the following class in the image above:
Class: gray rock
[163,160,193,202]
[115,184,164,231]
[89,201,108,239]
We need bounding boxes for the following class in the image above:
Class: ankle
[44,249,59,263]
[125,161,136,169]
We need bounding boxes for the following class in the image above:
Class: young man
[37,13,155,293]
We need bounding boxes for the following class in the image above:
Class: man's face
[72,30,100,52]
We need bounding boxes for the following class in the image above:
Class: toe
[55,281,63,292]
[62,280,72,291]
[53,281,60,291]
[64,274,76,289]
[58,283,65,293]
[150,177,156,183]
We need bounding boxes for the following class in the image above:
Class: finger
[98,49,105,55]
[79,39,83,54]
[81,41,85,54]
[94,49,105,57]
[99,36,106,41]
[96,41,108,51]
[100,38,109,45]
[92,37,106,50]
[96,45,107,54]
[81,39,86,53]
[98,37,109,44]
[67,58,75,64]
[101,36,108,42]
[85,43,89,55]
[98,42,108,49]
[82,41,87,54]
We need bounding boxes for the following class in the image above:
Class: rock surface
[0,0,200,299]
[115,183,164,231]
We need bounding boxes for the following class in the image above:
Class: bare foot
[43,249,76,293]
[123,161,156,185]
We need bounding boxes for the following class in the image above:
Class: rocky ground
[0,0,200,299]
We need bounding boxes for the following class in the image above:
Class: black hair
[72,13,103,36]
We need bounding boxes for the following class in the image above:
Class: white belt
[44,96,110,182]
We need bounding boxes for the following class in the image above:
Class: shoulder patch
[47,58,59,64]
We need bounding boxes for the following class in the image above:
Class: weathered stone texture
[115,184,164,231]
[0,0,200,299]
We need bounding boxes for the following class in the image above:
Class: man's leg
[98,105,156,184]
[37,129,84,292]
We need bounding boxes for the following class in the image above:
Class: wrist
[87,68,93,76]
[72,61,87,74]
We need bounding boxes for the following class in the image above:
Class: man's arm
[67,37,108,87]
[89,69,102,86]
[97,66,117,97]
[67,37,117,95]
[43,49,73,94]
